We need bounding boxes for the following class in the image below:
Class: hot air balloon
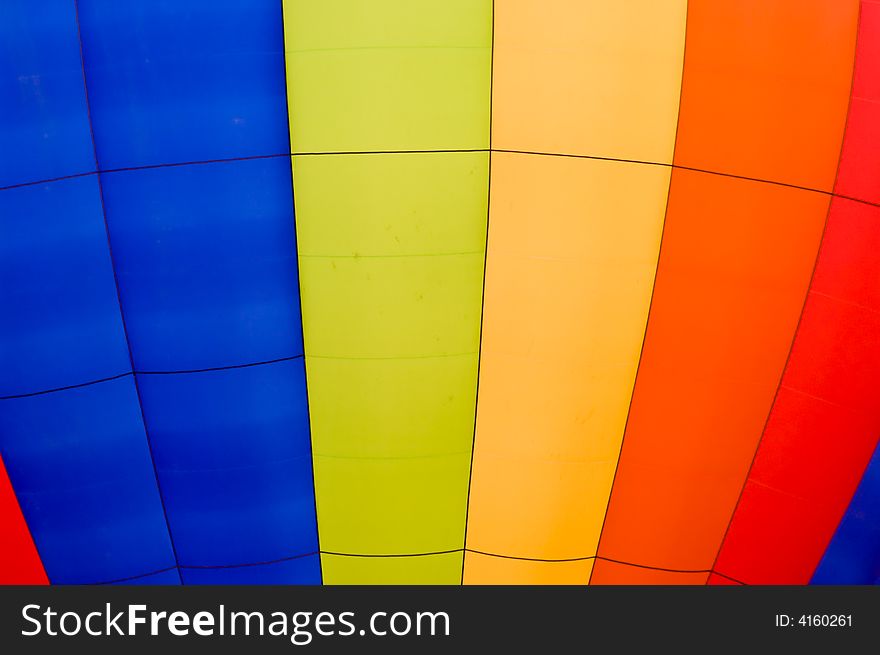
[1,0,878,586]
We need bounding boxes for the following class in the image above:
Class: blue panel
[0,177,131,397]
[101,158,302,372]
[812,443,880,585]
[181,556,321,585]
[76,0,289,169]
[0,378,176,584]
[0,0,95,187]
[108,568,181,586]
[137,359,317,574]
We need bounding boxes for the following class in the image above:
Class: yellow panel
[465,152,669,561]
[322,553,463,585]
[463,552,593,585]
[492,0,687,162]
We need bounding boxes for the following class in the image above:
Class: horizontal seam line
[0,355,303,400]
[286,45,488,55]
[299,251,483,259]
[91,566,178,585]
[293,148,487,157]
[313,452,470,461]
[467,549,595,563]
[307,352,476,361]
[0,153,292,190]
[808,289,880,317]
[709,570,749,586]
[138,354,302,375]
[179,551,319,570]
[0,372,132,399]
[323,549,462,559]
[3,150,878,210]
[596,556,712,575]
[88,552,744,582]
[0,170,95,191]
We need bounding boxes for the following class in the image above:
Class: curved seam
[460,0,495,586]
[91,566,179,586]
[72,0,182,585]
[278,0,324,585]
[82,551,752,584]
[467,549,594,564]
[4,151,880,211]
[708,4,864,584]
[588,2,690,584]
[180,550,319,570]
[0,355,305,401]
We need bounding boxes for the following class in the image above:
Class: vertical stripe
[76,0,318,583]
[836,1,880,207]
[464,0,686,584]
[0,0,94,187]
[0,456,47,584]
[491,0,687,163]
[592,0,859,583]
[0,0,176,584]
[715,0,880,585]
[282,0,492,583]
[673,1,858,191]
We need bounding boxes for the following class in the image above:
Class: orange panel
[465,153,668,568]
[674,0,858,190]
[594,169,828,578]
[464,552,592,585]
[591,560,708,585]
[491,0,686,162]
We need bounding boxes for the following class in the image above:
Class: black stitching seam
[90,550,748,585]
[91,548,746,586]
[3,150,878,211]
[71,0,183,585]
[709,3,865,586]
[460,0,496,586]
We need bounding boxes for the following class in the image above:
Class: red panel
[712,1,880,586]
[811,196,880,313]
[716,387,877,583]
[707,572,742,586]
[836,1,880,205]
[715,200,880,584]
[0,456,47,584]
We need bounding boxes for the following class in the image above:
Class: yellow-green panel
[282,0,492,152]
[322,553,463,585]
[299,254,484,359]
[294,152,489,256]
[289,148,488,582]
[315,454,472,555]
[307,356,478,460]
